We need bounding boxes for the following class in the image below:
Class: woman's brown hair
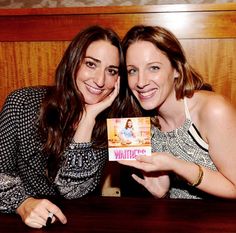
[120,25,212,123]
[38,25,125,178]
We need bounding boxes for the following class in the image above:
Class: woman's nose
[137,70,149,89]
[94,69,105,87]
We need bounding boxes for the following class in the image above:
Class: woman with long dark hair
[0,25,125,228]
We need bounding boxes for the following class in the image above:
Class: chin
[85,96,106,105]
[85,100,100,105]
[84,92,110,105]
[139,102,157,111]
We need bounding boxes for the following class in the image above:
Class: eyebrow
[147,61,162,65]
[108,65,119,69]
[85,56,119,69]
[85,56,101,63]
[127,61,162,67]
[127,65,135,67]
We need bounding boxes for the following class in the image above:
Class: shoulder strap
[184,97,191,120]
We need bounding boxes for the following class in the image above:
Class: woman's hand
[118,152,172,172]
[132,171,170,198]
[73,77,119,143]
[85,76,120,119]
[118,152,172,197]
[16,197,67,228]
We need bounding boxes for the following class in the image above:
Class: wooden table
[1,197,236,232]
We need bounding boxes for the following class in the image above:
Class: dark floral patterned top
[0,87,107,213]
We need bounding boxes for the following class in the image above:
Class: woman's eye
[127,69,137,76]
[85,61,96,69]
[107,68,119,76]
[150,65,160,71]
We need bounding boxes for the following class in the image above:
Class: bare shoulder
[193,91,236,124]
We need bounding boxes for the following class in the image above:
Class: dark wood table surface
[1,197,236,233]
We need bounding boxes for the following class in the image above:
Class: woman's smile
[137,88,157,100]
[85,82,104,95]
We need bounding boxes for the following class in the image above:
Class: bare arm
[119,94,236,199]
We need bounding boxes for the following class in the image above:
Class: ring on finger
[46,212,53,226]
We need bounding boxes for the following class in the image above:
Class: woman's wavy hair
[125,119,133,129]
[38,25,125,178]
[121,25,212,123]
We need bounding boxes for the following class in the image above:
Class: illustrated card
[107,117,151,161]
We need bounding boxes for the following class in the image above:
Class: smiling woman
[126,40,178,111]
[75,40,120,106]
[119,24,236,200]
[1,2,236,225]
[0,25,125,229]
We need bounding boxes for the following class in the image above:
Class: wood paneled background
[0,3,236,109]
[0,0,236,9]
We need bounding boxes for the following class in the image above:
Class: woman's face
[126,41,178,110]
[76,40,120,105]
[127,120,132,128]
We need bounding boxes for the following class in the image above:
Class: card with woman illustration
[107,117,151,160]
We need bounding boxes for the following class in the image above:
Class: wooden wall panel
[181,39,236,105]
[0,4,236,41]
[0,41,68,108]
[0,3,236,109]
[0,10,236,41]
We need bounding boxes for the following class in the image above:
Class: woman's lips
[85,83,103,95]
[138,89,157,100]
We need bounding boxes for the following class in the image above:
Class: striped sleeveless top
[151,98,217,199]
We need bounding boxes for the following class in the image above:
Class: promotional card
[107,117,151,161]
